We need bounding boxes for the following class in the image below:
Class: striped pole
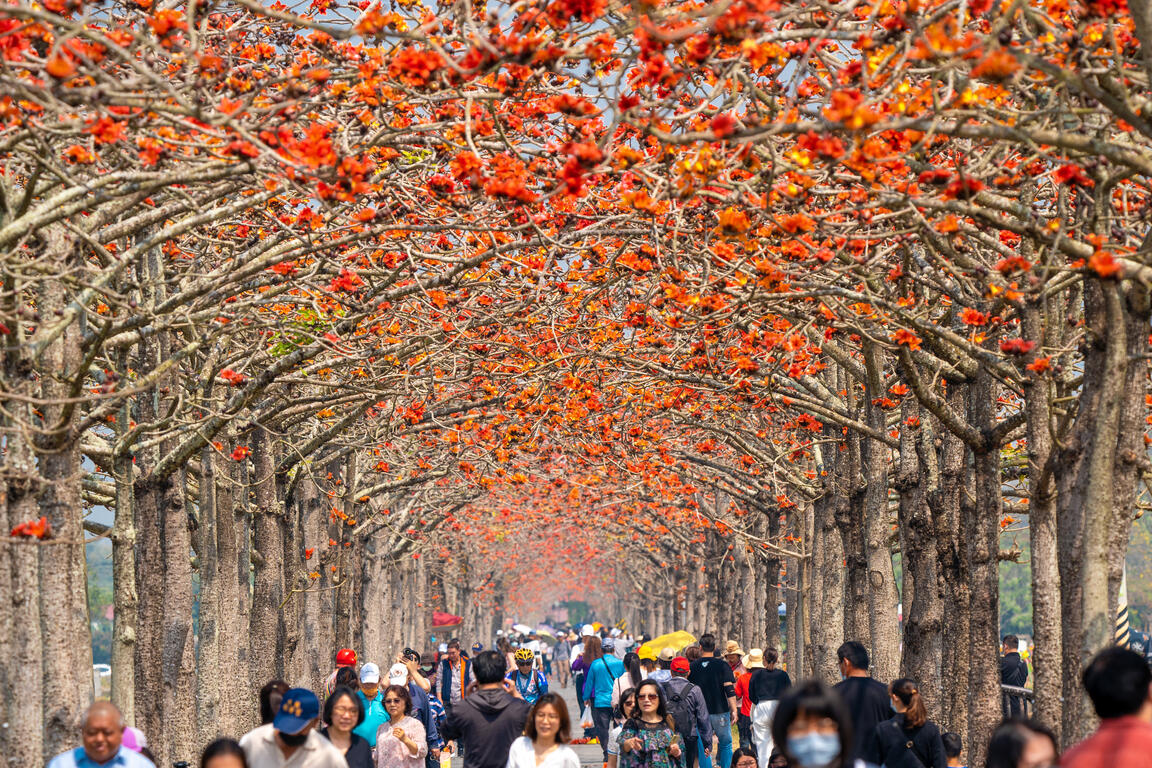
[1116,564,1131,648]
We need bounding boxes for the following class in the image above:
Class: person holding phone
[619,681,684,768]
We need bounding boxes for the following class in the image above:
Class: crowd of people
[46,626,1152,768]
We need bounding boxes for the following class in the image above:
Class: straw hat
[743,648,766,669]
[724,640,745,657]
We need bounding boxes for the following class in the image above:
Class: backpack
[661,679,698,738]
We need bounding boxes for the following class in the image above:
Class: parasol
[432,610,463,628]
[638,630,696,658]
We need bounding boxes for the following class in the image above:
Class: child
[943,732,965,768]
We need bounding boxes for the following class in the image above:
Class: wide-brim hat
[743,648,766,669]
[724,640,745,657]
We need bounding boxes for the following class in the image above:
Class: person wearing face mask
[770,680,866,768]
[865,680,946,768]
[240,688,349,768]
[355,664,392,748]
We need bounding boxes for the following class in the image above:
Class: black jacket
[441,687,530,768]
[867,713,947,768]
[320,729,373,768]
[1000,652,1028,687]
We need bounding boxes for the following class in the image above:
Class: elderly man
[47,702,155,768]
[240,687,348,768]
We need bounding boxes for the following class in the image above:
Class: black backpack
[661,679,698,738]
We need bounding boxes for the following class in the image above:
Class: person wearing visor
[240,687,348,768]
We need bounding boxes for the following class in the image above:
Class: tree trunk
[935,396,969,738]
[250,428,285,699]
[111,387,138,724]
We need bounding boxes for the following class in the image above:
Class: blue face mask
[787,733,841,768]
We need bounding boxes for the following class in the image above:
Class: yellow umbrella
[639,630,696,658]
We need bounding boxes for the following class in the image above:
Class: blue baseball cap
[274,688,319,734]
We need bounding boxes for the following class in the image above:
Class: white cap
[581,624,595,637]
[388,662,408,685]
[439,643,448,653]
[360,663,381,684]
[610,628,622,637]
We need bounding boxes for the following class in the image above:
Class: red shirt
[1062,716,1152,768]
[734,671,752,716]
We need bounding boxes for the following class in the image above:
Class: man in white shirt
[240,688,348,768]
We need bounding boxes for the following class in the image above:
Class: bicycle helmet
[514,648,535,664]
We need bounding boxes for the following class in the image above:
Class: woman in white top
[506,693,580,768]
[611,652,645,709]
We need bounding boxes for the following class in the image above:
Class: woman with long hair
[770,680,854,768]
[613,652,645,708]
[608,688,640,768]
[506,692,580,768]
[867,679,947,768]
[618,680,683,768]
[583,635,627,763]
[321,686,373,768]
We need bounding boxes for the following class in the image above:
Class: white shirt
[240,724,349,768]
[606,726,623,757]
[505,738,580,768]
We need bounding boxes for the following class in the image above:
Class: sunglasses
[637,693,659,700]
[384,698,405,704]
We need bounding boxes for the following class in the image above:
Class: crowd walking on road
[46,623,1152,768]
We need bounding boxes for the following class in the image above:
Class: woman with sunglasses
[375,685,427,768]
[607,688,640,768]
[619,681,683,768]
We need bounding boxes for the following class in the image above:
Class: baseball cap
[360,662,381,684]
[638,646,657,662]
[336,648,357,666]
[388,663,409,685]
[671,657,690,675]
[610,628,622,637]
[581,624,595,637]
[658,647,676,661]
[273,688,319,734]
[122,727,147,752]
[472,642,484,653]
[602,638,616,652]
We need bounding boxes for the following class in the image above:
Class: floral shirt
[375,715,427,768]
[619,718,681,768]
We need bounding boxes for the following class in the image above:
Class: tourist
[507,647,549,704]
[389,660,442,768]
[613,651,645,708]
[999,636,1029,718]
[831,642,889,761]
[607,688,639,768]
[733,652,755,753]
[664,656,712,768]
[506,693,580,768]
[436,640,474,717]
[1061,646,1152,767]
[985,720,1057,768]
[261,681,291,726]
[375,685,428,768]
[441,649,531,768]
[240,688,349,768]
[355,663,391,748]
[583,634,627,762]
[769,680,854,768]
[732,747,757,768]
[320,686,373,768]
[725,642,747,678]
[554,634,573,689]
[866,679,946,768]
[325,649,359,700]
[941,733,963,768]
[648,648,675,683]
[201,739,248,768]
[618,680,683,768]
[639,647,659,680]
[748,648,791,760]
[689,634,738,768]
[47,702,156,768]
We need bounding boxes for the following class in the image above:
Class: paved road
[448,671,605,768]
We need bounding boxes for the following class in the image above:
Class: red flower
[710,113,737,138]
[1000,338,1036,355]
[230,446,251,461]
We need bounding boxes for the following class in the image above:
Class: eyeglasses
[384,699,405,704]
[637,693,659,700]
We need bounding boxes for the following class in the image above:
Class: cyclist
[506,648,549,705]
